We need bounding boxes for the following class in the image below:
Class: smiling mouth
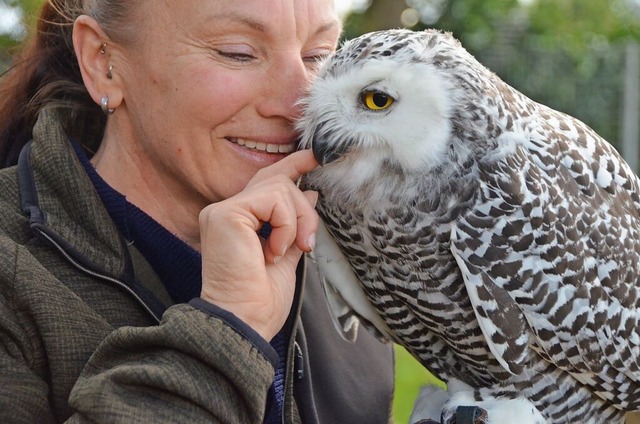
[228,137,296,154]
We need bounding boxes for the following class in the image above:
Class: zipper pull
[294,342,304,381]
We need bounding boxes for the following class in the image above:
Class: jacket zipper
[18,139,162,324]
[282,257,307,424]
[32,227,162,323]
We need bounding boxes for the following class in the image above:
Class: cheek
[185,69,256,113]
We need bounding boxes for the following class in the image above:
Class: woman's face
[113,0,341,206]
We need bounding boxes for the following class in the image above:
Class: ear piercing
[101,96,115,115]
[100,43,115,114]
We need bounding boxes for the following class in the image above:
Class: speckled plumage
[297,29,640,423]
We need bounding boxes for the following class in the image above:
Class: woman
[0,0,394,422]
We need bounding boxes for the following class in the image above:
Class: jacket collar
[17,109,169,320]
[18,108,127,277]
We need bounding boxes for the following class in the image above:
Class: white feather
[311,220,393,342]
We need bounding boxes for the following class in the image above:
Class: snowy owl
[297,28,640,424]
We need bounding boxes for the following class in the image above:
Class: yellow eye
[362,91,395,110]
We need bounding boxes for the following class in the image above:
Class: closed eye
[214,49,256,62]
[304,53,330,64]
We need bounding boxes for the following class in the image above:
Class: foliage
[525,0,640,54]
[0,0,43,67]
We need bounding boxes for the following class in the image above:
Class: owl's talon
[452,406,488,424]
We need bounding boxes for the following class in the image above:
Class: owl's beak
[312,139,341,166]
[310,122,349,166]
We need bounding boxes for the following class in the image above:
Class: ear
[72,15,123,112]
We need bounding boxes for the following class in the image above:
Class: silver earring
[107,65,113,79]
[101,96,115,115]
[100,42,107,54]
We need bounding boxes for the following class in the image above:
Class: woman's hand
[198,150,319,341]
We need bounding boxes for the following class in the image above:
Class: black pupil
[372,92,388,107]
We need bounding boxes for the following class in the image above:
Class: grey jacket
[0,109,394,423]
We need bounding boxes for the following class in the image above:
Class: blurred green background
[393,344,445,424]
[2,0,640,422]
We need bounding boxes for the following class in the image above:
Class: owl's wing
[309,220,393,343]
[450,139,640,382]
[449,236,530,375]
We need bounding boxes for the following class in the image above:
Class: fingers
[262,183,318,264]
[249,149,318,185]
[197,151,320,340]
[243,150,319,264]
[297,190,318,251]
[201,150,319,265]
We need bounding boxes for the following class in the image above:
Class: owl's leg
[410,380,489,424]
[440,379,547,424]
[410,384,449,423]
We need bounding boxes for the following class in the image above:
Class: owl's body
[298,29,640,423]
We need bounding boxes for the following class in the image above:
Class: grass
[393,344,446,424]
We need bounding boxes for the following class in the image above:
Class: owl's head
[297,29,493,180]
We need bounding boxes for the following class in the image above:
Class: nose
[256,53,310,121]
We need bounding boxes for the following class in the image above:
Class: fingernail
[307,233,316,251]
[273,256,282,264]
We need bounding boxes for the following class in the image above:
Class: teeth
[233,138,295,153]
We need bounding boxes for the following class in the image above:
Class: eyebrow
[315,20,343,36]
[210,12,342,37]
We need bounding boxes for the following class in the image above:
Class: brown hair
[0,0,132,167]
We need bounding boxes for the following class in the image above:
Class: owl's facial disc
[310,89,397,166]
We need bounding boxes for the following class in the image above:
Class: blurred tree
[0,0,42,67]
[525,0,640,54]
[342,0,407,39]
